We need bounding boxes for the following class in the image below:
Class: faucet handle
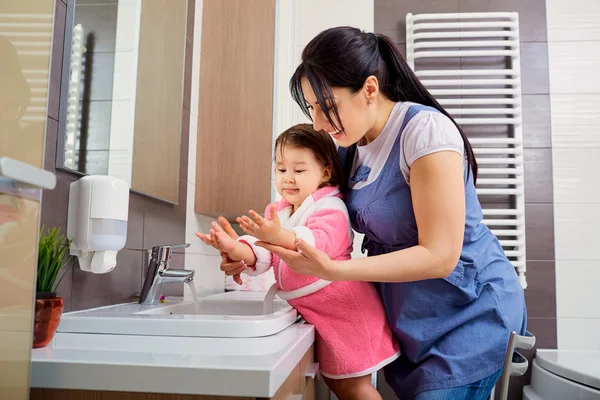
[168,243,191,250]
[150,243,190,266]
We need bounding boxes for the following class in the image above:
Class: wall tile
[185,185,219,255]
[550,94,600,148]
[48,0,66,122]
[111,52,136,101]
[125,191,144,250]
[142,180,187,249]
[296,0,374,47]
[524,261,556,319]
[74,3,118,53]
[553,148,600,203]
[522,95,552,148]
[558,318,600,350]
[71,249,143,311]
[43,117,58,172]
[55,263,73,313]
[179,107,190,183]
[189,0,203,119]
[525,261,556,318]
[79,100,112,150]
[114,3,139,51]
[556,260,600,319]
[524,148,553,204]
[375,0,459,45]
[106,99,133,149]
[527,318,557,349]
[546,0,600,42]
[186,0,195,41]
[554,203,600,260]
[548,41,600,94]
[182,38,193,111]
[80,149,109,175]
[184,253,225,296]
[525,204,555,261]
[40,171,76,235]
[187,115,198,185]
[520,42,550,95]
[82,51,116,101]
[459,0,547,43]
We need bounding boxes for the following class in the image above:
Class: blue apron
[338,104,527,399]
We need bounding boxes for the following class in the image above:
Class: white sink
[56,291,298,338]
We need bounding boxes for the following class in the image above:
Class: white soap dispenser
[67,175,129,274]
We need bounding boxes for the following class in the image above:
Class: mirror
[56,0,188,203]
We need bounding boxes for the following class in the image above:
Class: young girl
[197,124,400,400]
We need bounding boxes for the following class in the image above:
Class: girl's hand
[237,204,281,242]
[195,216,244,285]
[256,239,339,281]
[195,216,240,252]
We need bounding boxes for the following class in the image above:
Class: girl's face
[300,76,379,147]
[274,145,330,210]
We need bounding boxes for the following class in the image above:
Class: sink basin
[56,291,298,338]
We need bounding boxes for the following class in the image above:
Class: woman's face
[300,77,377,148]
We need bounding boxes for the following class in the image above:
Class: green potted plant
[33,226,72,348]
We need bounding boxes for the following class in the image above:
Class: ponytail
[375,34,478,182]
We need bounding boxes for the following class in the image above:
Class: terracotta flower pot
[32,292,63,348]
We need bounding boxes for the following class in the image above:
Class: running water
[186,281,201,314]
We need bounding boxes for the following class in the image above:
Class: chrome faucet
[139,243,194,305]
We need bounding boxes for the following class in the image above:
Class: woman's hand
[237,204,281,242]
[256,239,339,281]
[220,252,246,285]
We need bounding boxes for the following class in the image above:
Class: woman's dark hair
[289,26,478,183]
[275,123,343,188]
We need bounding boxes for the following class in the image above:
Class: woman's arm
[338,150,465,282]
[257,151,465,283]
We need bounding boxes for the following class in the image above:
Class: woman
[220,26,527,400]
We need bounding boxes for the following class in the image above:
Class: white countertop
[30,323,314,397]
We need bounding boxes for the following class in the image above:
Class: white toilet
[523,349,600,399]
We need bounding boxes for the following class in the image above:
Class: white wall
[547,0,600,350]
[183,0,226,297]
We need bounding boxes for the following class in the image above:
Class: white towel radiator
[406,12,527,288]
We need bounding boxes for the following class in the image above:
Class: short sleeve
[400,111,465,184]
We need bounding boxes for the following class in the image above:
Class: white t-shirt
[348,102,465,188]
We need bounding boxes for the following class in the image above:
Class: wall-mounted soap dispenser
[67,175,129,274]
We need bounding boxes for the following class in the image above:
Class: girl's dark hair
[275,123,343,188]
[289,26,478,183]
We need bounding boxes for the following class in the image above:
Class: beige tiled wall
[548,0,600,351]
[0,1,55,398]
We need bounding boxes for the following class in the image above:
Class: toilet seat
[536,349,600,389]
[523,350,600,400]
